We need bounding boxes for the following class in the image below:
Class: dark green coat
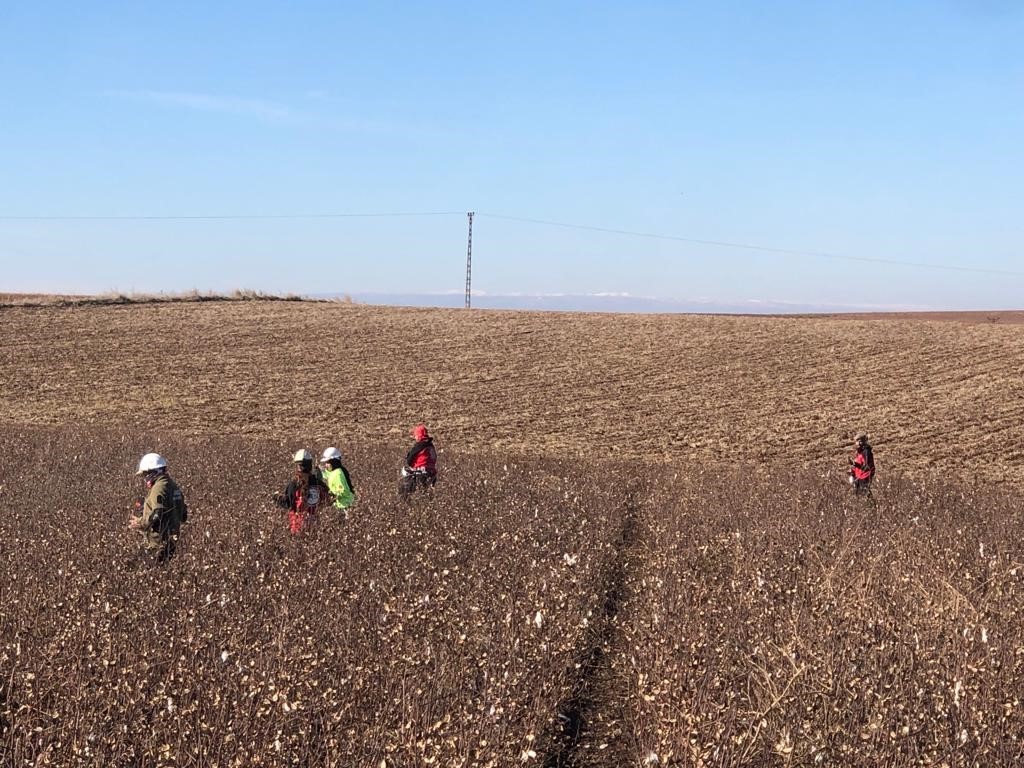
[138,474,187,550]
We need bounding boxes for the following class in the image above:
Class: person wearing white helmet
[128,452,188,562]
[274,449,329,534]
[319,447,356,513]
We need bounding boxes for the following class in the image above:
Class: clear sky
[1,1,1021,309]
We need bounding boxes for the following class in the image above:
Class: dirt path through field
[541,489,646,767]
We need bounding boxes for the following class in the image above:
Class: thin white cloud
[116,90,297,121]
[107,89,464,139]
[111,89,438,136]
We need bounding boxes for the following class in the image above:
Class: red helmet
[412,424,429,441]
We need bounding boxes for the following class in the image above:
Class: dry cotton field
[2,300,1024,766]
[1,427,630,766]
[2,426,1023,766]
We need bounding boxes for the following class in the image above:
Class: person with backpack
[128,452,189,562]
[275,449,329,534]
[399,423,438,499]
[319,446,356,514]
[847,433,876,495]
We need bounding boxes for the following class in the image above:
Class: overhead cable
[0,211,465,221]
[477,212,1024,278]
[1,207,1018,277]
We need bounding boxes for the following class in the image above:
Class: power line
[476,212,1024,278]
[0,211,464,221]
[2,206,1019,278]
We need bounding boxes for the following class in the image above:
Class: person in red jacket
[275,449,330,533]
[847,433,875,495]
[399,423,437,499]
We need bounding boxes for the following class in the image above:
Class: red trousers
[288,510,317,534]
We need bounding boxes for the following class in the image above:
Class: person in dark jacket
[128,452,188,563]
[275,449,330,533]
[847,433,876,495]
[399,424,437,499]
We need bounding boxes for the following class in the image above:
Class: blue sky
[1,1,1021,309]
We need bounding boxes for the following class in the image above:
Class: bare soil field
[1,300,1022,484]
[814,310,1024,325]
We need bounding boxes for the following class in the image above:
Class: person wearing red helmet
[399,423,437,498]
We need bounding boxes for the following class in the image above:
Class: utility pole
[464,211,474,309]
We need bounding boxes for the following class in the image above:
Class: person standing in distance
[128,452,188,563]
[847,433,876,495]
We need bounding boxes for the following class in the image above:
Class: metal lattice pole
[465,211,474,309]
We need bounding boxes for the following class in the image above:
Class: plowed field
[1,300,1022,484]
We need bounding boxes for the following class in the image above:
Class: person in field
[319,446,356,514]
[275,449,330,534]
[128,452,189,563]
[399,423,437,499]
[847,433,876,494]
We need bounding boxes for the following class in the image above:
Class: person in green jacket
[319,447,356,514]
[128,452,188,562]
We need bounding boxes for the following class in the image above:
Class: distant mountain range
[315,292,927,315]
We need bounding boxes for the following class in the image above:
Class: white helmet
[320,447,342,462]
[136,452,168,475]
[293,449,313,463]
